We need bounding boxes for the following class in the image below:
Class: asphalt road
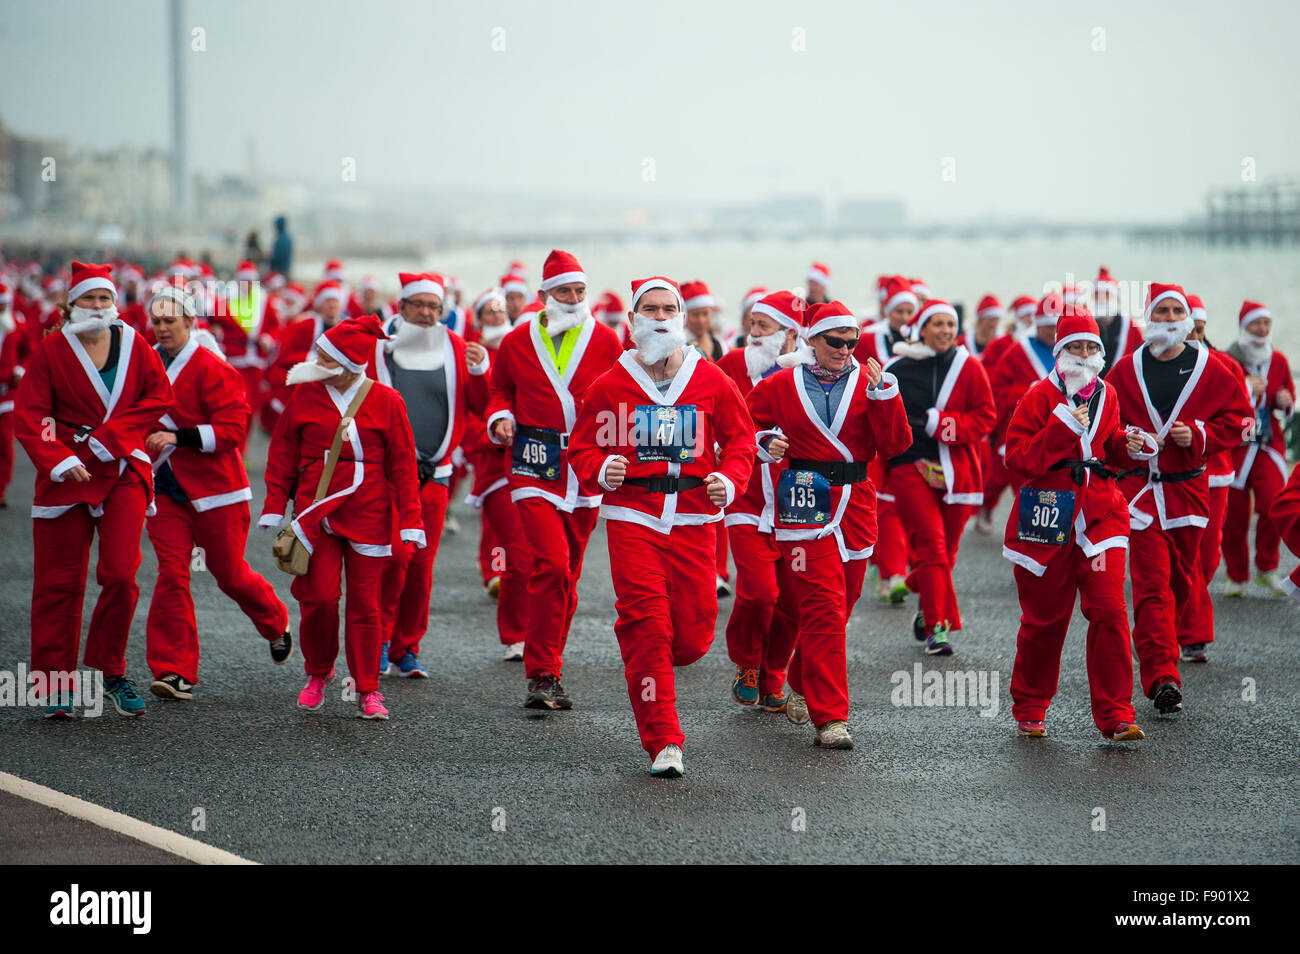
[1,433,1297,864]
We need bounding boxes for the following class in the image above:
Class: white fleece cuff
[51,455,82,482]
[867,372,900,400]
[707,472,736,507]
[401,528,428,549]
[925,407,941,438]
[468,352,490,376]
[198,424,216,452]
[486,409,515,445]
[1052,403,1088,436]
[1128,430,1158,460]
[598,455,624,492]
[258,513,283,531]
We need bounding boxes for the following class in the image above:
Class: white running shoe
[502,641,524,662]
[1255,571,1287,596]
[650,744,684,778]
[814,720,854,749]
[1222,579,1245,598]
[785,690,810,725]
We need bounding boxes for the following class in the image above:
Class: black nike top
[1141,345,1199,422]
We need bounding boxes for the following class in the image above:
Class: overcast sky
[2,0,1297,223]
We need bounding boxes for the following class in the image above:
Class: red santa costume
[974,295,1035,531]
[1093,267,1145,377]
[883,300,995,648]
[855,277,917,599]
[14,262,173,711]
[0,281,34,505]
[463,288,533,654]
[1266,463,1300,602]
[1106,284,1253,710]
[259,314,424,719]
[568,276,755,773]
[1001,312,1143,739]
[1221,300,1293,590]
[484,250,623,699]
[264,281,346,425]
[716,291,802,704]
[374,273,490,673]
[747,301,912,743]
[143,286,289,691]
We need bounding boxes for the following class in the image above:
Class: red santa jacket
[956,331,1004,362]
[485,314,623,512]
[0,317,34,415]
[1204,347,1249,487]
[1107,342,1254,531]
[1224,346,1293,489]
[373,323,490,482]
[853,319,902,367]
[150,337,253,512]
[260,375,422,556]
[15,322,173,518]
[1001,371,1135,575]
[883,345,995,505]
[989,335,1054,454]
[1267,463,1300,600]
[978,332,1018,372]
[568,348,755,534]
[746,359,912,560]
[715,347,785,530]
[266,312,328,414]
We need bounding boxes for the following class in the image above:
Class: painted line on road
[0,771,259,865]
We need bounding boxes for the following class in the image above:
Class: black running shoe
[150,672,194,701]
[912,610,926,641]
[524,675,558,710]
[552,678,573,710]
[1153,681,1183,714]
[269,630,293,665]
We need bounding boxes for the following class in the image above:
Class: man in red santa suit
[958,294,1006,360]
[1220,299,1293,597]
[1267,463,1300,602]
[1107,283,1253,716]
[748,301,912,749]
[716,290,803,711]
[264,280,347,427]
[855,276,917,602]
[568,277,755,777]
[14,262,174,718]
[374,272,489,678]
[486,250,623,709]
[973,294,1037,534]
[884,299,995,655]
[1001,311,1148,741]
[464,288,533,660]
[805,262,832,306]
[1092,267,1144,376]
[1176,295,1247,663]
[0,281,34,508]
[501,273,533,324]
[142,285,291,700]
[259,314,425,720]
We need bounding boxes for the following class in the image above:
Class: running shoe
[1180,643,1209,664]
[650,744,684,778]
[716,575,733,598]
[378,641,391,677]
[397,651,428,679]
[814,720,854,749]
[103,676,146,717]
[731,666,759,706]
[925,622,954,656]
[785,690,810,725]
[1256,571,1287,596]
[1153,681,1183,714]
[1102,722,1145,741]
[150,673,194,700]
[297,674,331,710]
[502,641,524,662]
[912,610,926,641]
[357,691,389,720]
[887,576,910,604]
[43,692,76,720]
[269,629,293,665]
[1016,720,1046,738]
[760,690,788,713]
[1222,579,1245,598]
[525,675,559,710]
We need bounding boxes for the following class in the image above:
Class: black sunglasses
[822,334,859,351]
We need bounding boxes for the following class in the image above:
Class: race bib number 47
[634,405,697,463]
[1017,487,1075,545]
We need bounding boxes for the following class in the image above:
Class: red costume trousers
[380,480,450,658]
[1009,547,1136,733]
[1222,462,1284,582]
[724,523,799,696]
[981,445,1014,516]
[1177,484,1228,648]
[887,464,970,631]
[715,522,730,582]
[779,536,868,727]
[870,497,908,578]
[1130,523,1203,696]
[291,532,385,694]
[0,411,14,501]
[480,490,533,646]
[145,496,288,683]
[31,474,148,683]
[608,521,717,757]
[517,497,598,679]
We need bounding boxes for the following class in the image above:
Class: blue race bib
[511,428,562,481]
[1017,487,1075,545]
[634,405,697,463]
[777,469,832,525]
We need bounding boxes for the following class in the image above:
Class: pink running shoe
[358,690,389,720]
[297,674,331,710]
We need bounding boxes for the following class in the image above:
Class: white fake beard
[286,356,344,385]
[1056,351,1105,397]
[478,322,509,345]
[1145,316,1194,353]
[64,305,119,335]
[542,298,590,335]
[1237,329,1273,368]
[630,313,686,365]
[391,319,446,370]
[744,332,785,377]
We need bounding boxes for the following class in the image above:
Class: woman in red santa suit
[142,285,292,700]
[749,301,912,750]
[464,288,534,660]
[716,290,803,712]
[1220,300,1294,597]
[568,277,755,777]
[14,262,173,718]
[0,281,34,508]
[1002,312,1147,741]
[258,314,424,720]
[974,294,1037,534]
[855,276,917,603]
[883,299,995,655]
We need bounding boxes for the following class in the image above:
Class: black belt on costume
[517,425,568,449]
[787,458,870,486]
[1049,458,1119,486]
[1147,466,1206,484]
[625,476,705,494]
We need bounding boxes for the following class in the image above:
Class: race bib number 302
[634,405,697,462]
[1017,487,1075,545]
[777,469,831,525]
